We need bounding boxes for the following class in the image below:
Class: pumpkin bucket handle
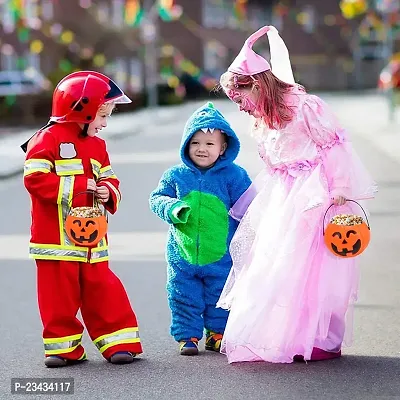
[322,199,370,235]
[67,190,107,218]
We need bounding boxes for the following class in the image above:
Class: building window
[111,57,128,91]
[27,52,41,72]
[25,0,35,22]
[299,5,316,34]
[41,0,54,20]
[271,13,283,31]
[1,45,16,71]
[203,40,228,78]
[1,2,15,34]
[248,4,271,30]
[112,0,124,28]
[97,1,111,24]
[202,0,230,29]
[129,57,143,93]
[40,50,53,74]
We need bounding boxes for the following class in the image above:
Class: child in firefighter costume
[21,71,143,368]
[149,102,251,355]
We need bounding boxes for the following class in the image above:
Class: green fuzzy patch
[173,191,228,266]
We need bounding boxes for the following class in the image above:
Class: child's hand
[87,179,97,191]
[96,185,110,203]
[332,195,346,206]
[176,205,191,222]
[170,202,191,224]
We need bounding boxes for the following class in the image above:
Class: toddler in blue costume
[149,102,251,355]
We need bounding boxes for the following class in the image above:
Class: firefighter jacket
[23,122,121,263]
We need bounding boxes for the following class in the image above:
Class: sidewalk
[0,104,186,179]
[0,92,399,180]
[321,92,400,164]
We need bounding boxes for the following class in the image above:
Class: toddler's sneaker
[109,351,136,364]
[179,338,199,356]
[205,331,223,352]
[44,353,87,368]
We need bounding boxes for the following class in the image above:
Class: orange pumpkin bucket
[323,200,370,258]
[65,191,108,247]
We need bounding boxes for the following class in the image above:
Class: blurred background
[1,3,400,396]
[0,0,399,127]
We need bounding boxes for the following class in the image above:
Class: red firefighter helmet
[50,71,131,124]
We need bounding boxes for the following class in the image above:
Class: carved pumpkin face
[324,221,370,258]
[65,214,107,247]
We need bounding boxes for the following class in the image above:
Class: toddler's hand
[332,195,347,206]
[96,185,110,203]
[170,202,191,224]
[87,179,97,192]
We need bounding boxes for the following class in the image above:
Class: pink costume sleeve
[303,95,377,200]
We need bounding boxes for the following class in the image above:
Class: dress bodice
[255,88,345,176]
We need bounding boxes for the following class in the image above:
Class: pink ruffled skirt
[217,159,377,364]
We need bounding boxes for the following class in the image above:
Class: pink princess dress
[216,86,378,363]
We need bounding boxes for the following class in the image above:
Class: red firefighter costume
[22,71,142,363]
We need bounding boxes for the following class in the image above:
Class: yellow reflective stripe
[55,159,83,165]
[91,159,101,179]
[43,333,82,344]
[55,168,84,176]
[55,159,84,175]
[101,181,121,208]
[90,249,109,263]
[57,177,65,241]
[24,168,50,176]
[92,245,107,251]
[24,159,53,176]
[43,333,82,355]
[57,176,74,245]
[30,243,88,250]
[95,335,140,354]
[91,159,101,168]
[89,239,108,263]
[28,243,109,262]
[25,158,53,167]
[93,328,140,353]
[29,243,88,261]
[99,165,117,180]
[30,254,86,262]
[45,344,80,355]
[90,255,109,264]
[93,327,139,344]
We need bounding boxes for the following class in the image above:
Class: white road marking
[0,232,167,262]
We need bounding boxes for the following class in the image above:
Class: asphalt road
[0,99,399,400]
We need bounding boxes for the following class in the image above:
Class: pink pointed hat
[228,25,295,84]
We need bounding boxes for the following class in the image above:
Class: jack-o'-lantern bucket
[323,200,370,258]
[65,191,108,247]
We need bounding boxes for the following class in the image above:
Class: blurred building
[0,0,399,116]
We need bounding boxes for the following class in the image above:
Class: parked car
[0,68,50,96]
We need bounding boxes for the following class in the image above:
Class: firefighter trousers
[36,259,142,360]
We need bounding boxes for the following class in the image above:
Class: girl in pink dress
[216,25,378,363]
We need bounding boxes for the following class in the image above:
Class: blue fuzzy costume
[149,102,251,342]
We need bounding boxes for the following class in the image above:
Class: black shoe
[109,351,136,364]
[44,354,87,368]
